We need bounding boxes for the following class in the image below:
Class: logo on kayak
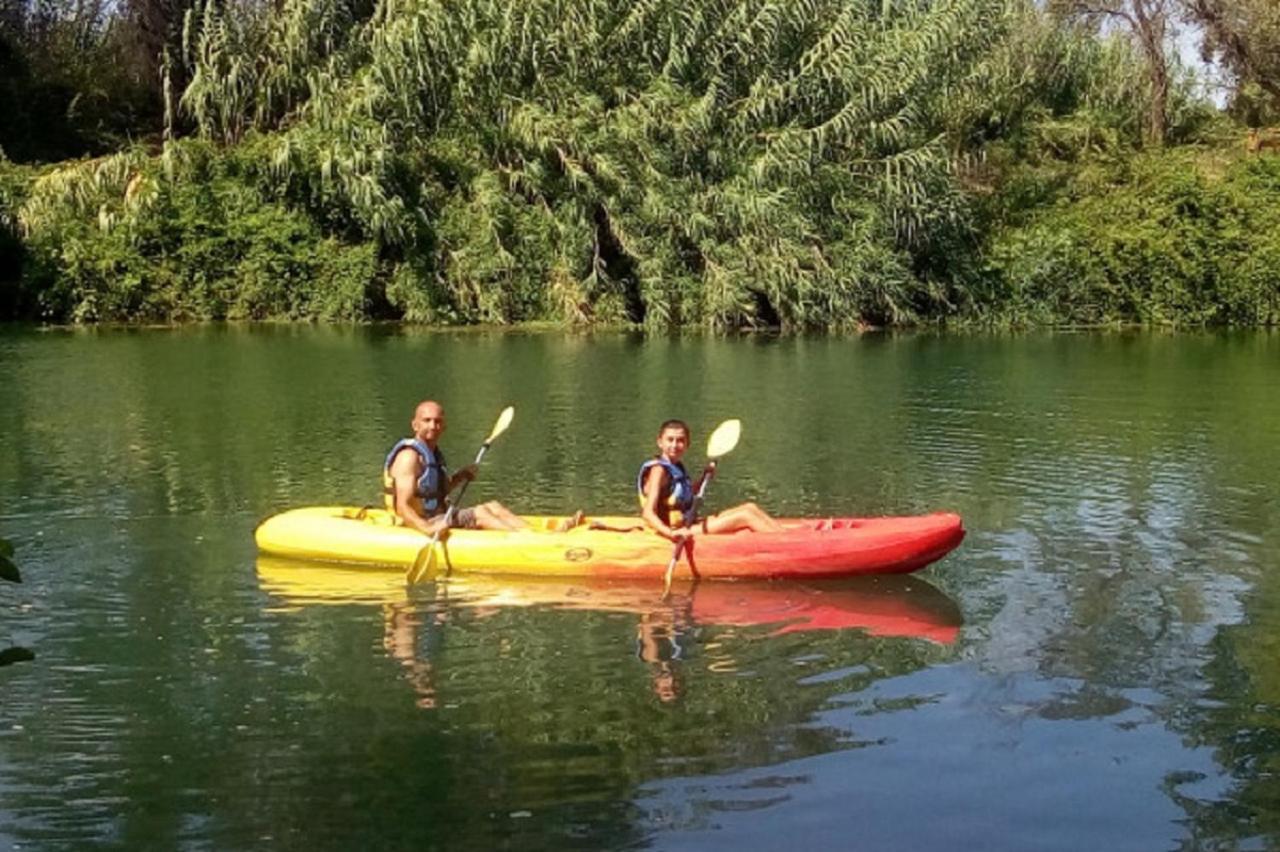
[564,547,592,563]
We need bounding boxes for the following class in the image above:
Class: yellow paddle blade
[487,406,515,443]
[706,418,741,459]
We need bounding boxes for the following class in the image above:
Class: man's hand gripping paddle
[662,419,741,596]
[406,406,515,585]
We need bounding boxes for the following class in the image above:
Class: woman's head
[656,420,690,460]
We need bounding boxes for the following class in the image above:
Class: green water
[1,326,1278,850]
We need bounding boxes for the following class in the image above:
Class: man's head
[656,419,690,461]
[411,400,446,444]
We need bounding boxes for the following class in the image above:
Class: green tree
[1184,0,1280,122]
[0,0,184,161]
[1049,0,1175,145]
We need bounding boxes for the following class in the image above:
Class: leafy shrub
[0,156,33,317]
[17,141,381,321]
[983,149,1280,325]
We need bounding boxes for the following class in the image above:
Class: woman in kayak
[638,419,783,541]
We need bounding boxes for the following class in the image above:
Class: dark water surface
[1,326,1278,850]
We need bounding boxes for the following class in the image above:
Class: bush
[17,141,382,322]
[0,156,33,317]
[981,148,1280,326]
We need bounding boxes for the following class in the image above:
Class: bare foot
[556,510,585,532]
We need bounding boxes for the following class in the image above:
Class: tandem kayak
[254,507,965,580]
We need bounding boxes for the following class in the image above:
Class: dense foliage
[0,0,1277,328]
[0,2,168,162]
[984,147,1280,325]
[13,141,378,321]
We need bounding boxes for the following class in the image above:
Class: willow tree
[172,0,1018,329]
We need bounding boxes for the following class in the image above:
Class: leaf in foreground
[0,554,21,583]
[0,647,35,666]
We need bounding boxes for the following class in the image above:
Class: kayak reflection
[255,556,962,644]
[257,556,962,706]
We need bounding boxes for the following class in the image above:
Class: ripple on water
[3,329,1279,851]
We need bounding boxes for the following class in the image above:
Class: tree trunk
[1147,44,1169,145]
[1133,0,1169,146]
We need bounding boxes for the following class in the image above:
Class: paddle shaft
[662,460,717,592]
[408,441,491,583]
[426,442,490,542]
[441,442,491,525]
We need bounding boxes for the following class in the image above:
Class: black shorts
[431,507,478,529]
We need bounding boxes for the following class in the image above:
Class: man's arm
[388,449,445,534]
[447,463,477,495]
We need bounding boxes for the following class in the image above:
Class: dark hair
[657,419,690,438]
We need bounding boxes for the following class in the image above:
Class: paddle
[662,418,741,596]
[405,406,515,584]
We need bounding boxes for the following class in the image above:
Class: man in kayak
[638,419,783,540]
[384,400,529,533]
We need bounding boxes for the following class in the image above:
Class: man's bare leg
[472,501,530,531]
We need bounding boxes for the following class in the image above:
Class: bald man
[382,400,529,533]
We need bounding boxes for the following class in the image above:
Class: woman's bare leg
[704,502,783,534]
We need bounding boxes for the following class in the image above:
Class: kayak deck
[254,507,965,580]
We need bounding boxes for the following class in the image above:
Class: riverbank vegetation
[1,0,1278,329]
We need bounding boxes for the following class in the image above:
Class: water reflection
[256,557,963,707]
[5,328,1280,850]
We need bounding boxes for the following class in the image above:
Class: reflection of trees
[1171,494,1280,846]
[875,334,1280,846]
[885,335,1275,681]
[2,328,1276,522]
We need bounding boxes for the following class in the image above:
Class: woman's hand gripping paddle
[662,419,741,596]
[406,406,515,584]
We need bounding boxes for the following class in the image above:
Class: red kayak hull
[629,513,966,581]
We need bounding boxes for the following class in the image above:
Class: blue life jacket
[383,439,449,516]
[636,457,695,525]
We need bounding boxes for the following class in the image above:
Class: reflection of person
[383,601,440,710]
[637,419,782,541]
[636,610,685,704]
[383,400,528,533]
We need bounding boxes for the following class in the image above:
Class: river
[1,326,1277,850]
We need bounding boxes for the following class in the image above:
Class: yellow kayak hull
[254,506,965,580]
